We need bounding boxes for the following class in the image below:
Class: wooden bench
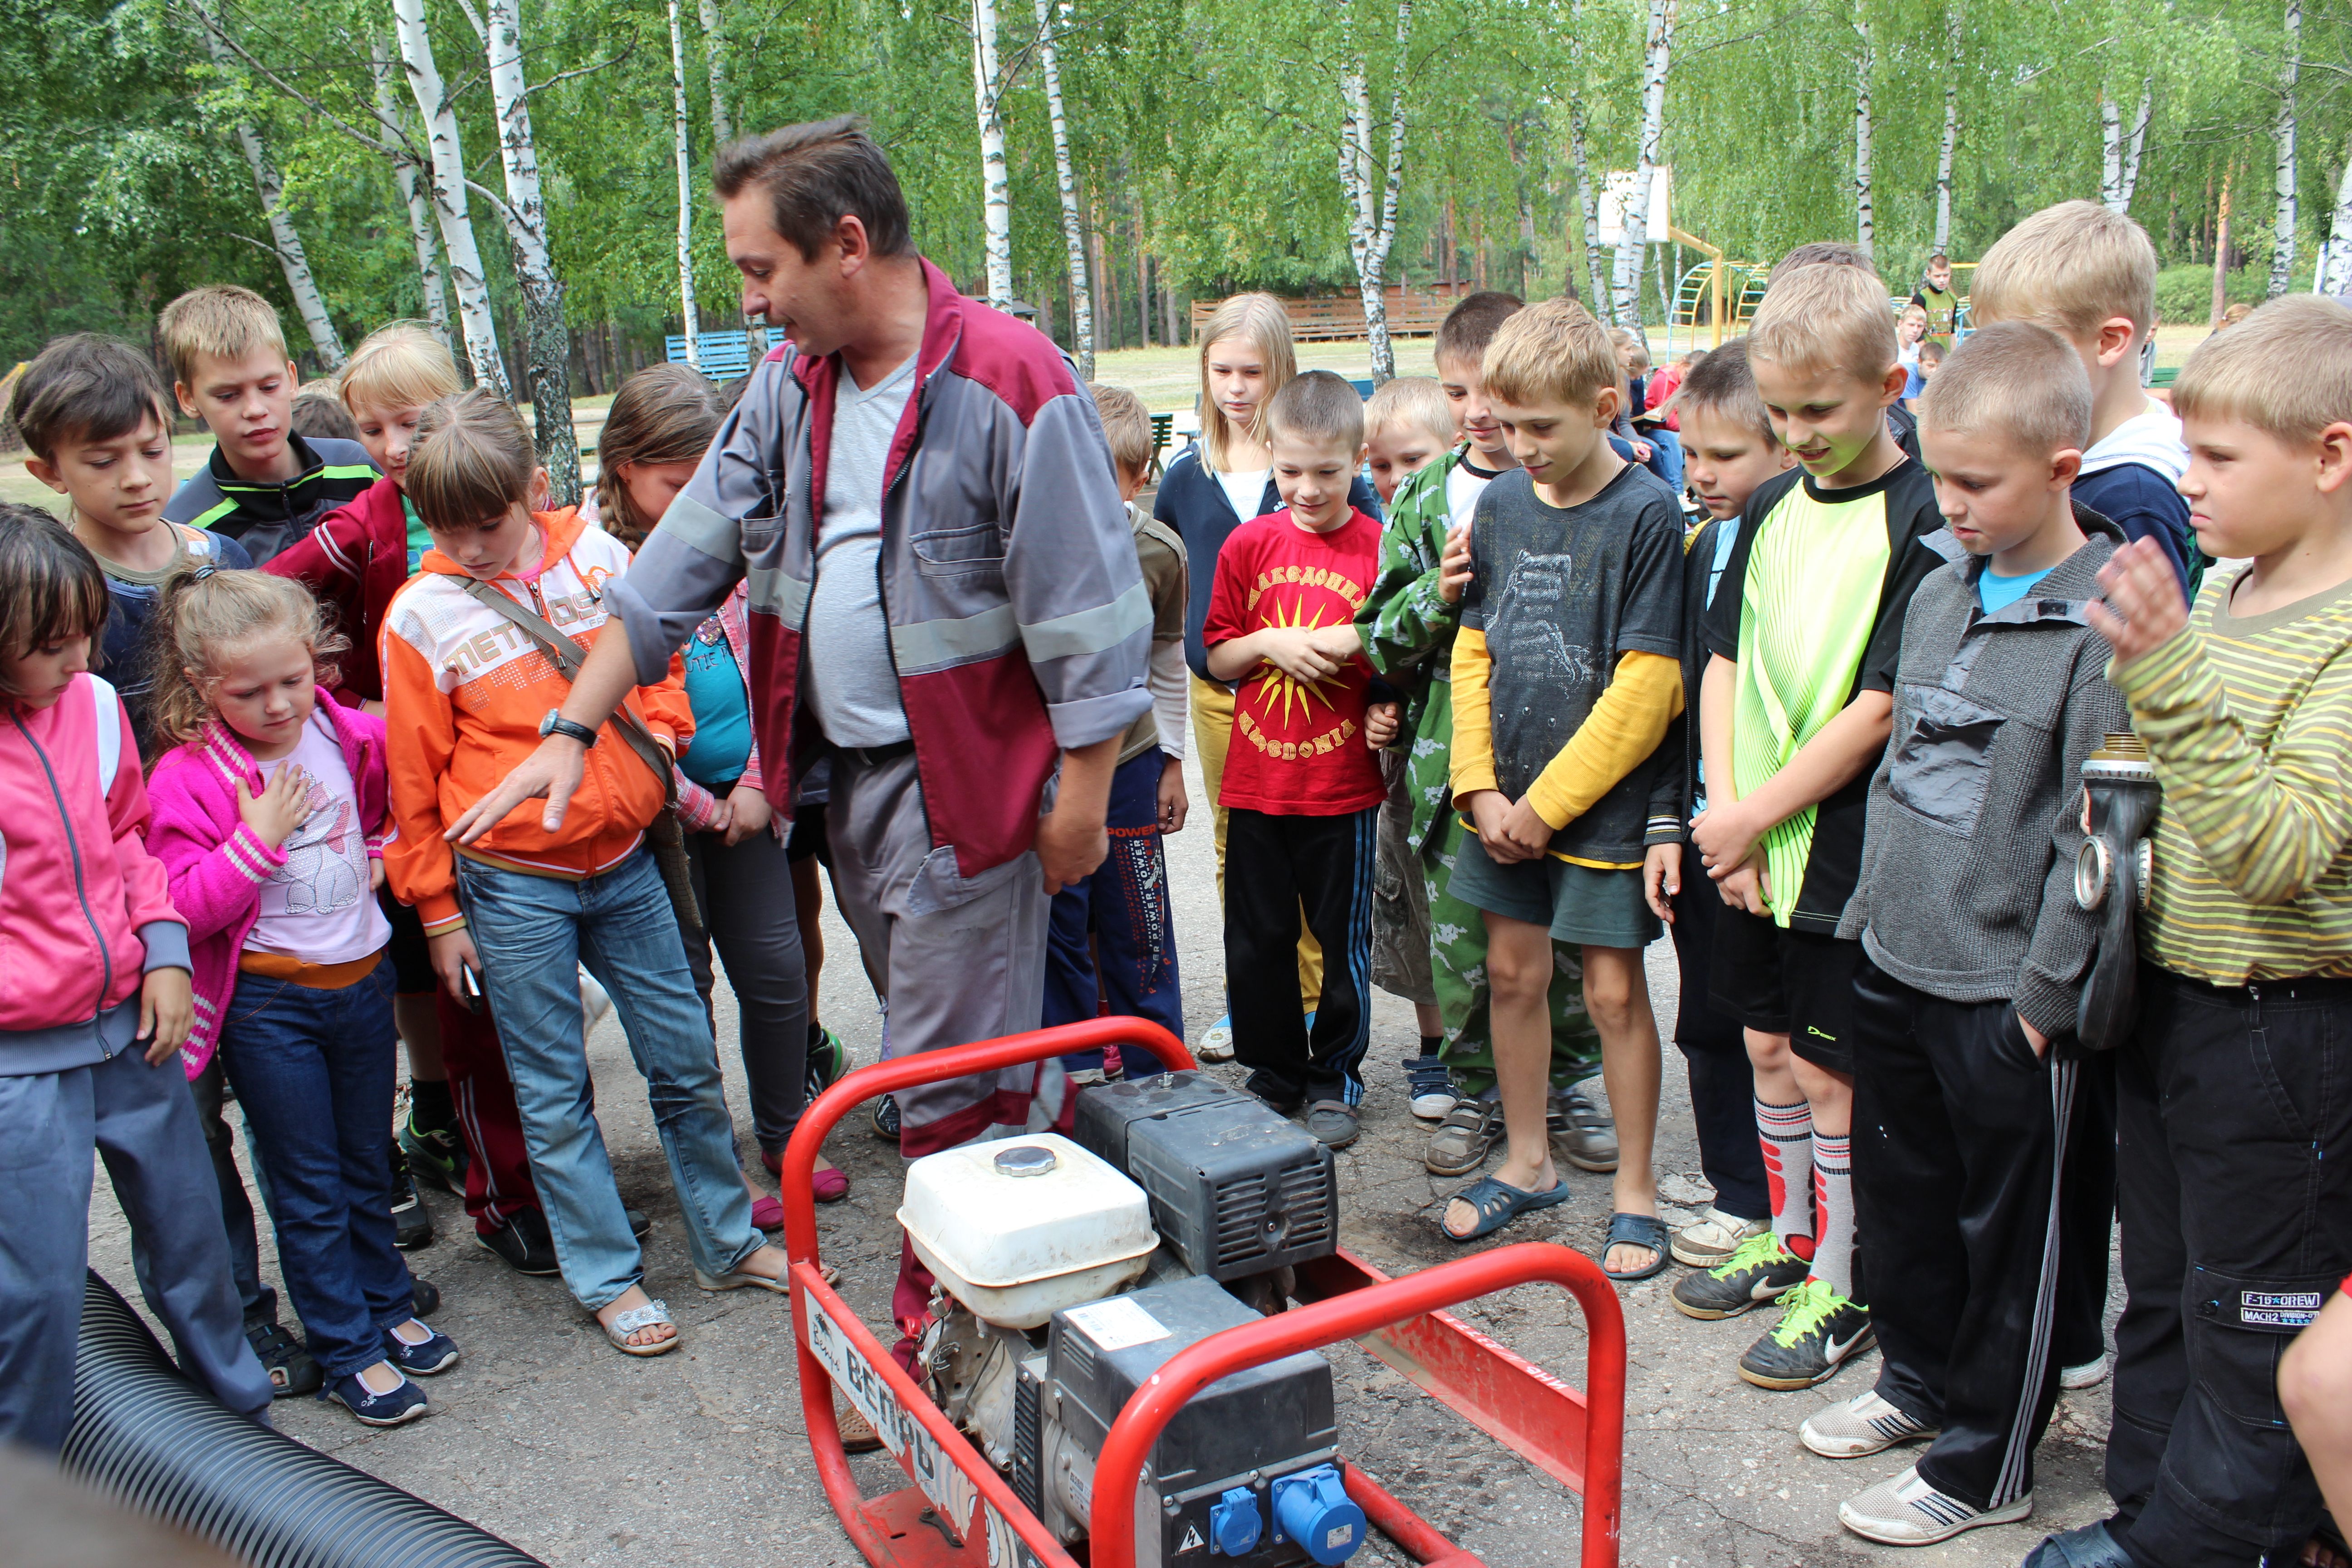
[1191,288,1470,344]
[665,331,755,381]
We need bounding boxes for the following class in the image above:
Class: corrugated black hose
[62,1271,544,1568]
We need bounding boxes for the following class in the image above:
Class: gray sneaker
[1424,1097,1504,1176]
[1800,1391,1939,1459]
[1548,1088,1619,1173]
[1303,1100,1360,1148]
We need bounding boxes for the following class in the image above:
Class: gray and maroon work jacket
[610,257,1152,880]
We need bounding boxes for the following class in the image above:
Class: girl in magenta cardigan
[145,568,459,1429]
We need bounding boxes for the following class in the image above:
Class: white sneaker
[579,969,613,1034]
[1403,1055,1458,1120]
[1197,1015,1235,1063]
[1838,1465,2032,1545]
[2060,1352,2110,1390]
[1800,1391,1940,1459]
[1670,1206,1769,1268]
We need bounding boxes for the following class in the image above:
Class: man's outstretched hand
[446,735,588,843]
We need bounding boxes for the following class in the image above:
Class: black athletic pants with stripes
[1225,805,1375,1111]
[2105,968,2352,1568]
[1852,959,2072,1513]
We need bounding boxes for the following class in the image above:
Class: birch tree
[2322,132,2352,294]
[475,0,582,503]
[369,38,449,346]
[1933,7,1960,254]
[392,0,510,401]
[1852,8,1875,252]
[1612,0,1673,329]
[667,0,702,371]
[1338,0,1412,380]
[2269,0,2301,298]
[196,23,344,368]
[1034,0,1093,377]
[1568,0,1610,317]
[2100,83,2153,214]
[970,0,1014,309]
[697,0,734,145]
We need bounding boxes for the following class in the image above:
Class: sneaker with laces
[476,1206,559,1276]
[389,1145,433,1250]
[872,1093,902,1141]
[1801,1390,1940,1458]
[1671,1233,1810,1321]
[1404,1056,1457,1121]
[2060,1352,2110,1390]
[1548,1088,1618,1173]
[1838,1464,2032,1544]
[805,1024,850,1104]
[399,1114,468,1194]
[1738,1278,1875,1390]
[1671,1206,1770,1268]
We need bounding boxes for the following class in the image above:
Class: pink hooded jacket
[144,700,392,1077]
[0,675,190,1074]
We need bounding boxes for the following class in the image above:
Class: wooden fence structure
[1190,283,1478,343]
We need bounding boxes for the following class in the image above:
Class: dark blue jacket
[2074,461,2197,597]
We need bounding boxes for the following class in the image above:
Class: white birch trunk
[971,0,1014,310]
[2123,87,2151,208]
[1612,0,1673,329]
[1852,11,1875,251]
[392,0,509,402]
[696,0,734,147]
[667,0,702,371]
[2101,92,2125,212]
[1568,0,1609,318]
[2321,131,2352,294]
[1336,0,1411,381]
[480,0,579,502]
[1035,0,1093,377]
[1934,9,1959,251]
[2270,0,2301,298]
[369,38,449,346]
[198,27,344,369]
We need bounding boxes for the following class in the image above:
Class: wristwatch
[539,711,599,748]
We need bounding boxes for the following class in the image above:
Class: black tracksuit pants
[1852,960,2073,1513]
[1225,806,1374,1110]
[2054,1050,2119,1369]
[1670,875,1770,1223]
[2106,968,2352,1568]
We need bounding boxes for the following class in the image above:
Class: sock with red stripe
[1755,1097,1816,1261]
[1809,1132,1856,1300]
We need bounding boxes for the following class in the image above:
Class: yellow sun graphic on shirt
[1252,596,1343,727]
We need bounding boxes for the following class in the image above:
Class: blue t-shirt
[98,524,253,753]
[1978,563,2057,614]
[679,624,753,789]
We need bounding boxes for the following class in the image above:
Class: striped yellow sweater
[2112,567,2352,984]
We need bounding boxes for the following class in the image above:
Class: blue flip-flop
[1602,1212,1672,1281]
[1441,1174,1571,1242]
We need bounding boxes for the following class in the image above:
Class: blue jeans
[1044,748,1181,1073]
[219,959,414,1380]
[1643,426,1685,493]
[0,1032,274,1450]
[455,850,760,1310]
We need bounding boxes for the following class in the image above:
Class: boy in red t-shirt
[1204,371,1399,1147]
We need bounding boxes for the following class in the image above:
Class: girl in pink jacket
[145,568,458,1429]
[0,506,272,1451]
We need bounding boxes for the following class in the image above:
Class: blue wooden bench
[665,331,755,381]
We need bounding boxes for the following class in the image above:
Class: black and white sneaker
[1737,1278,1875,1390]
[1800,1391,1940,1458]
[390,1145,433,1250]
[1838,1464,2031,1544]
[871,1093,902,1142]
[1404,1055,1458,1121]
[475,1207,559,1276]
[1671,1233,1809,1321]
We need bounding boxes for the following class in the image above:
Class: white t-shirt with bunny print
[242,709,391,965]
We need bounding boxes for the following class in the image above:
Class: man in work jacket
[449,117,1152,1347]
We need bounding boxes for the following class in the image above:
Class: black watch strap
[542,713,599,748]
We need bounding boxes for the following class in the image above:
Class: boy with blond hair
[1353,292,1610,1175]
[161,286,375,567]
[1438,297,1681,1276]
[1972,201,2195,598]
[1041,384,1188,1072]
[1362,376,1454,506]
[1799,322,2131,1545]
[2021,295,2352,1568]
[1683,261,1948,1387]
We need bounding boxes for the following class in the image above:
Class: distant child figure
[1356,291,1609,1183]
[1040,384,1189,1072]
[1439,298,1681,1281]
[1202,370,1398,1148]
[10,333,252,753]
[1645,340,1792,1270]
[1911,339,1945,408]
[289,383,362,444]
[1683,261,1947,1390]
[0,505,273,1452]
[596,362,848,1214]
[1363,376,1454,506]
[144,570,458,1428]
[2024,296,2352,1568]
[1911,253,1961,340]
[1159,295,1380,1058]
[1972,201,2196,595]
[1896,304,1930,397]
[1803,322,2128,1546]
[382,389,787,1357]
[159,286,376,567]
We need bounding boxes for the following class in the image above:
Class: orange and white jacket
[381,506,693,934]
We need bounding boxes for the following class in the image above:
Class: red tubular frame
[778,1019,1626,1568]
